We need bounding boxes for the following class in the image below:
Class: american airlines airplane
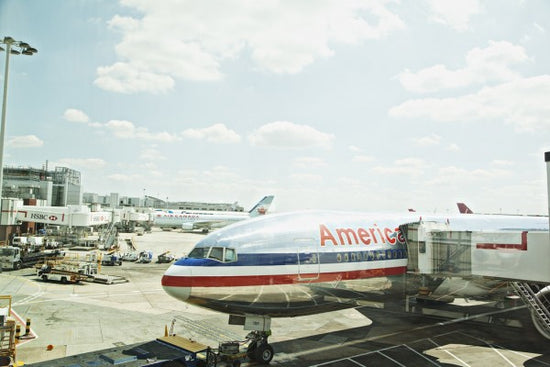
[162,208,550,363]
[153,195,274,232]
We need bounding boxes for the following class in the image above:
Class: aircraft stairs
[510,282,550,339]
[100,221,118,250]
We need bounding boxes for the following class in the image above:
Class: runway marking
[489,346,516,367]
[346,358,366,366]
[403,344,441,366]
[377,351,407,366]
[441,349,470,367]
[454,330,547,367]
[10,308,39,346]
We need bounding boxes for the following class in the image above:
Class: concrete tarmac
[1,228,548,366]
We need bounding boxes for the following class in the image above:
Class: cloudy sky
[0,0,549,214]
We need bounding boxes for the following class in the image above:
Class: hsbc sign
[28,212,64,223]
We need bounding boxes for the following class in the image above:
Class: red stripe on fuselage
[161,266,407,288]
[476,231,528,251]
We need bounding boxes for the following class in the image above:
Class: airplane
[152,195,274,232]
[162,208,550,363]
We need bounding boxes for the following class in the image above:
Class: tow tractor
[162,319,274,366]
[203,330,273,366]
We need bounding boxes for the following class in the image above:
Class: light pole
[0,36,37,219]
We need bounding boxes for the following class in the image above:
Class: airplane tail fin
[249,195,274,217]
[457,202,474,214]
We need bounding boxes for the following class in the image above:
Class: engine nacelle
[181,223,194,231]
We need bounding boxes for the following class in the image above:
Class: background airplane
[457,202,474,214]
[153,195,274,232]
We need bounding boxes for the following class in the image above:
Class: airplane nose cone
[161,263,192,302]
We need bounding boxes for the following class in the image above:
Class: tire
[232,360,241,367]
[61,277,68,284]
[13,261,22,270]
[42,275,48,282]
[255,344,274,364]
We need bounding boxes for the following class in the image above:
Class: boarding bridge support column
[546,151,550,231]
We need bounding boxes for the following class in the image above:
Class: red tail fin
[457,202,474,214]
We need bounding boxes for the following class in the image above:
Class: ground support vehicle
[201,331,274,366]
[37,265,90,284]
[0,247,61,270]
[121,251,138,261]
[136,250,153,263]
[101,253,122,266]
[157,251,176,263]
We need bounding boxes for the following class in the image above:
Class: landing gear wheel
[531,286,550,340]
[255,344,274,364]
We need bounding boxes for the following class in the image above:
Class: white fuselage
[162,210,549,317]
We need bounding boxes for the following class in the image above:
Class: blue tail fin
[249,195,274,217]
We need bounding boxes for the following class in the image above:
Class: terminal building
[82,192,244,212]
[2,166,82,207]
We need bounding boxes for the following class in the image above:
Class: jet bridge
[15,205,113,227]
[400,222,550,282]
[400,221,550,338]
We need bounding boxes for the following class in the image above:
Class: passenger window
[208,247,224,261]
[224,248,237,262]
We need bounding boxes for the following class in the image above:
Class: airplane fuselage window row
[186,247,406,264]
[335,249,407,262]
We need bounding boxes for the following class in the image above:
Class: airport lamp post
[0,36,37,220]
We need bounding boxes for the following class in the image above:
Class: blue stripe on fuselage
[174,249,408,267]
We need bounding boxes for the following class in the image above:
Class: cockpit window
[224,248,236,262]
[187,246,237,263]
[208,247,224,261]
[188,247,207,259]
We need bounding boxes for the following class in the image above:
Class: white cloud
[389,75,550,131]
[105,120,181,141]
[63,108,90,123]
[95,62,175,94]
[352,155,375,163]
[492,160,514,167]
[396,41,528,93]
[413,133,441,146]
[372,158,429,176]
[55,158,107,170]
[248,121,334,149]
[140,148,166,161]
[348,145,362,153]
[293,157,326,168]
[97,1,405,93]
[426,165,509,186]
[447,143,460,151]
[395,157,428,168]
[182,123,241,143]
[426,0,481,32]
[107,173,139,182]
[290,173,323,183]
[7,135,43,148]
